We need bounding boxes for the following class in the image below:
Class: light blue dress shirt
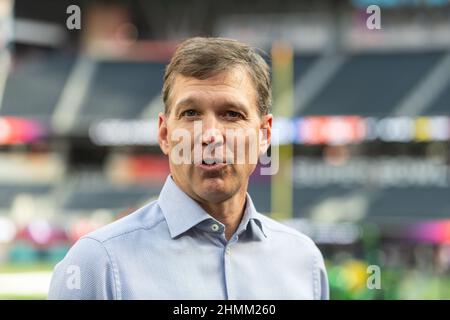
[48,176,329,300]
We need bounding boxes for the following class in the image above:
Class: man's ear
[259,113,272,155]
[158,112,169,155]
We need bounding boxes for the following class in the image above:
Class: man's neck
[198,190,247,241]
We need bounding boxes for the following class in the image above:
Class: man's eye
[181,110,199,117]
[224,111,243,119]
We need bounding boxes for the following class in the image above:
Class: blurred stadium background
[1,0,450,299]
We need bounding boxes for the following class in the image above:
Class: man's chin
[200,176,227,190]
[196,178,234,202]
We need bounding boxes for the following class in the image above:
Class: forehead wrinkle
[174,91,250,112]
[170,67,257,114]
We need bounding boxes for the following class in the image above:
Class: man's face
[158,66,272,205]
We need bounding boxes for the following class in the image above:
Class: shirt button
[211,223,220,232]
[225,247,231,255]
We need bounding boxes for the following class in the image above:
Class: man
[48,37,328,300]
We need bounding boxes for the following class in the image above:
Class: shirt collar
[157,175,267,240]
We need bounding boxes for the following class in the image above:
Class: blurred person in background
[47,37,328,300]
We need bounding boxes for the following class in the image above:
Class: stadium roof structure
[76,60,165,126]
[1,49,449,135]
[0,53,75,122]
[294,50,449,117]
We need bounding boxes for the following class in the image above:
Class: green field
[0,263,55,300]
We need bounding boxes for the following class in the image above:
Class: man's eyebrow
[222,101,248,111]
[172,98,200,113]
[174,97,249,112]
[175,97,197,108]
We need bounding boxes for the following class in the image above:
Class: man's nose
[201,115,224,145]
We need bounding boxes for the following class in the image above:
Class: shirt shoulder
[255,213,329,300]
[82,200,165,244]
[255,212,321,254]
[48,201,166,299]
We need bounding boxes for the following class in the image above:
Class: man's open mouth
[202,159,223,165]
[197,159,227,170]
